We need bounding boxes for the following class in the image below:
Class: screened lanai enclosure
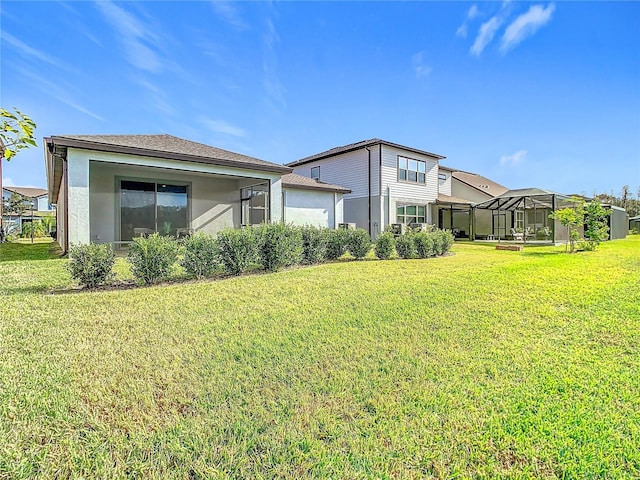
[472,188,580,243]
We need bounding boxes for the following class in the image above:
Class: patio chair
[510,228,524,241]
[133,227,154,238]
[525,227,535,241]
[176,227,194,240]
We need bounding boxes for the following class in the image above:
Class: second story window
[311,166,320,180]
[438,172,447,184]
[398,156,426,184]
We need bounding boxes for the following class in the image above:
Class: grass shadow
[0,241,64,262]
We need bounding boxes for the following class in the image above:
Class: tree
[620,185,630,211]
[1,108,37,240]
[3,192,29,216]
[583,202,610,250]
[549,197,584,253]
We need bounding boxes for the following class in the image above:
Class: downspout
[365,146,371,237]
[63,158,69,253]
[379,144,383,232]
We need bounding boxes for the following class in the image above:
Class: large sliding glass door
[120,180,188,241]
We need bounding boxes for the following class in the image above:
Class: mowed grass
[0,238,639,478]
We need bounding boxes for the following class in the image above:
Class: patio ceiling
[473,188,575,211]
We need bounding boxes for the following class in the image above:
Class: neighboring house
[602,205,628,240]
[2,186,55,235]
[45,134,348,253]
[287,138,446,238]
[630,215,640,232]
[435,168,509,238]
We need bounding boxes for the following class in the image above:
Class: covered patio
[472,188,579,244]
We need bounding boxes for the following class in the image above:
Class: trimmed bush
[68,242,116,288]
[300,225,326,265]
[324,228,350,260]
[433,229,454,256]
[374,231,395,260]
[347,228,371,260]
[414,232,435,258]
[216,227,257,275]
[395,232,417,259]
[255,223,303,272]
[440,230,455,254]
[128,233,179,284]
[180,232,219,278]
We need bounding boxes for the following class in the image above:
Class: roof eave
[49,136,292,174]
[287,139,445,167]
[282,182,351,194]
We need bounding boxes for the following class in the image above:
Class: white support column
[270,177,283,223]
[67,151,91,244]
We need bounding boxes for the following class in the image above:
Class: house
[1,185,55,235]
[435,168,509,238]
[287,139,446,238]
[630,215,640,232]
[45,134,348,253]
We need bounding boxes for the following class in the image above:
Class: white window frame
[311,166,320,180]
[397,156,426,184]
[396,204,427,224]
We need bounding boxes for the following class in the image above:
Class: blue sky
[1,1,639,196]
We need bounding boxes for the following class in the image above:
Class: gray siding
[291,147,379,199]
[381,145,439,203]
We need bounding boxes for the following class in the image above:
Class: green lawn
[1,238,639,478]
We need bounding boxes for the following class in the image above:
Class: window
[438,173,447,181]
[241,183,270,225]
[397,204,426,224]
[311,166,320,180]
[398,156,426,184]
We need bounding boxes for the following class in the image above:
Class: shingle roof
[281,173,351,194]
[286,138,445,167]
[451,171,509,197]
[3,186,48,198]
[436,193,473,205]
[48,134,291,174]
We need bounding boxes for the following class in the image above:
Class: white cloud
[94,1,163,73]
[456,4,479,38]
[262,16,286,109]
[412,52,432,78]
[1,31,59,66]
[500,150,528,166]
[210,1,248,30]
[2,177,16,187]
[16,67,104,121]
[471,16,504,56]
[500,3,555,54]
[201,118,246,137]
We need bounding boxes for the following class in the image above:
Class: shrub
[255,223,303,272]
[414,232,435,258]
[324,228,350,260]
[20,221,46,238]
[216,227,257,275]
[433,229,454,255]
[395,232,417,259]
[68,242,116,288]
[347,228,371,260]
[180,232,219,278]
[128,233,179,284]
[374,231,395,260]
[300,225,326,265]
